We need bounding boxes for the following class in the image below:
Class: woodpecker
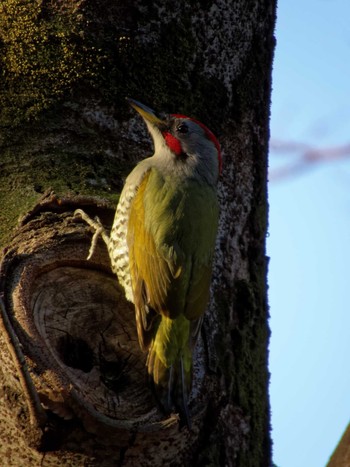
[108,99,221,425]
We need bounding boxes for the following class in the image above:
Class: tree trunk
[0,1,276,465]
[327,423,350,467]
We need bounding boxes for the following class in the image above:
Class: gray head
[128,99,222,185]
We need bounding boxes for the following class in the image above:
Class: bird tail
[146,315,192,428]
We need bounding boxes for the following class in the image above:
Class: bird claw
[74,209,110,259]
[160,412,180,429]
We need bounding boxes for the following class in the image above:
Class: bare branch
[269,139,350,181]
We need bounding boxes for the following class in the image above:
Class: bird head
[127,98,222,184]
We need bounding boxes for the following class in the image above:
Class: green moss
[0,0,102,124]
[0,186,39,247]
[0,1,228,131]
[0,106,133,247]
[0,152,122,248]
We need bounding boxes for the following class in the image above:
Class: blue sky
[269,1,350,466]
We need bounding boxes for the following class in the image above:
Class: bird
[108,98,222,425]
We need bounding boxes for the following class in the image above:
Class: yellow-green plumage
[109,99,221,424]
[127,167,218,417]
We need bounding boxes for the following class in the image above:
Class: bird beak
[127,98,164,127]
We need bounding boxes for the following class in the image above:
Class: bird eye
[176,122,188,134]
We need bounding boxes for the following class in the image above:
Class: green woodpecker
[109,99,221,424]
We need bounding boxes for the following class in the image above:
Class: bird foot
[74,209,110,260]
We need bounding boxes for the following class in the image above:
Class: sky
[269,1,350,466]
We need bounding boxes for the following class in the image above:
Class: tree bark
[327,423,350,467]
[0,1,276,465]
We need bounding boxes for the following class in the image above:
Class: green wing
[127,168,219,349]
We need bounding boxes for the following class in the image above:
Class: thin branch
[269,140,350,181]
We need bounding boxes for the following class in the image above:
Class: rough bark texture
[327,423,350,467]
[0,1,276,465]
